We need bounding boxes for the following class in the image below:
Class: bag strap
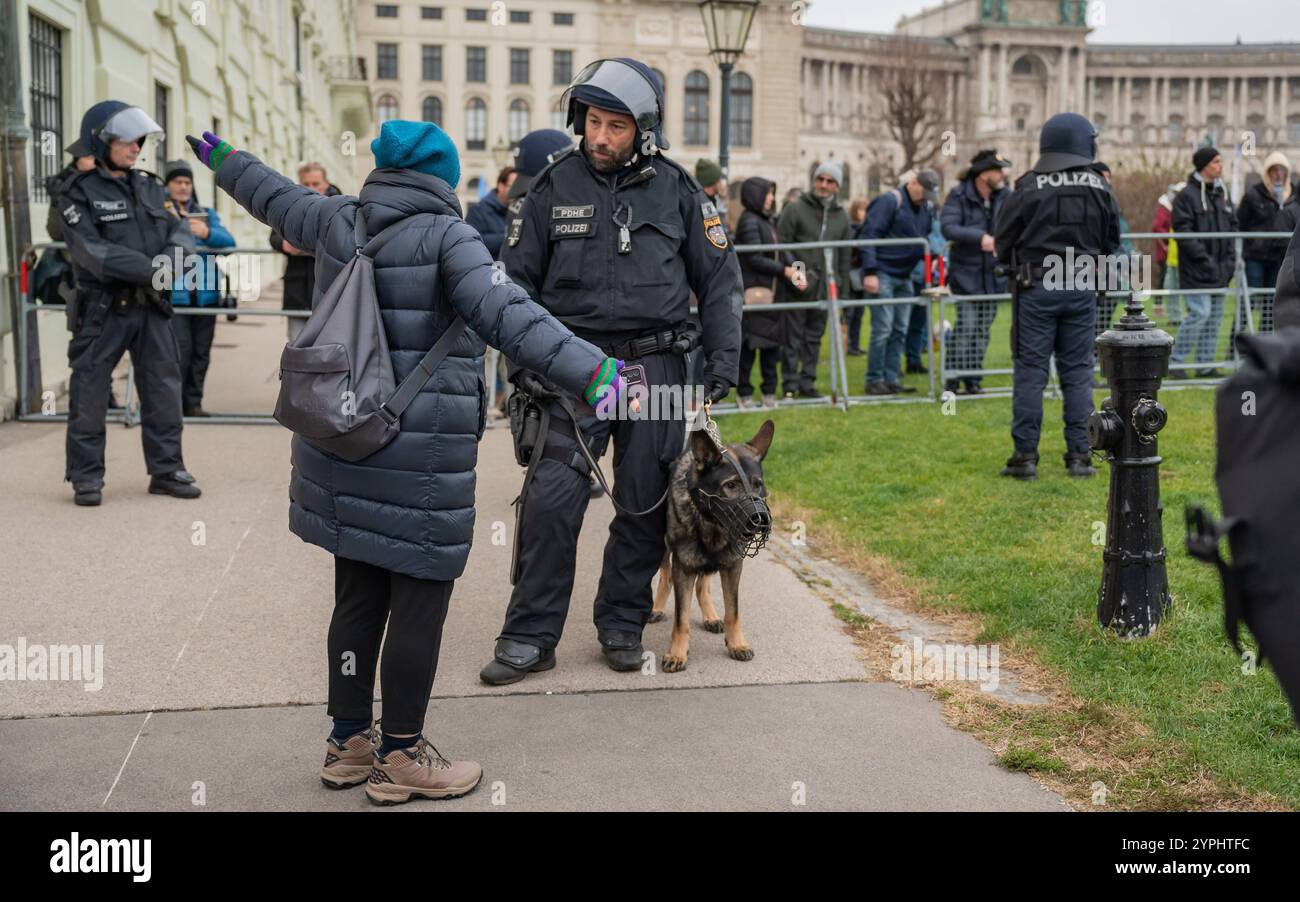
[379,317,469,424]
[1185,508,1258,664]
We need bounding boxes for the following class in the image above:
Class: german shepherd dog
[649,420,774,672]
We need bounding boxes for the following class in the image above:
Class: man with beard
[480,58,743,683]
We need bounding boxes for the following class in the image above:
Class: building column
[1059,45,1070,111]
[1225,76,1235,131]
[1076,47,1086,114]
[1120,76,1130,137]
[1281,77,1290,134]
[949,70,958,124]
[1266,76,1276,141]
[977,44,987,130]
[1110,75,1120,123]
[1147,76,1157,140]
[1200,76,1209,127]
[997,42,1009,130]
[1159,75,1169,128]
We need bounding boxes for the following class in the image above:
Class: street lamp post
[697,0,759,179]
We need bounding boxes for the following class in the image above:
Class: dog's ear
[747,420,775,460]
[691,428,721,467]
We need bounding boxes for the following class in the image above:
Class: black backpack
[1186,327,1300,722]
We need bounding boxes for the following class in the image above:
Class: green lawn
[723,386,1300,809]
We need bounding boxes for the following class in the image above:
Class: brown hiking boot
[365,736,483,806]
[320,728,377,790]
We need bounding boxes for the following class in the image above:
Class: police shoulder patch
[703,215,727,250]
[507,217,524,247]
[701,200,717,219]
[61,204,81,225]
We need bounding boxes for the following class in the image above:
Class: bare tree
[871,36,953,186]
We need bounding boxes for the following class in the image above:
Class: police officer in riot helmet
[994,112,1121,480]
[59,100,201,506]
[480,58,743,682]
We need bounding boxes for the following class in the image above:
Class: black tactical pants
[499,351,688,649]
[171,309,217,413]
[1011,285,1097,453]
[65,296,185,487]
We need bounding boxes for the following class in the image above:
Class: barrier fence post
[823,246,849,412]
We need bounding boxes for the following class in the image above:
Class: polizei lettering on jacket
[550,220,594,239]
[1035,170,1107,191]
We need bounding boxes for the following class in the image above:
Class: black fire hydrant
[1086,293,1174,637]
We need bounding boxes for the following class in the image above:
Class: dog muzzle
[700,488,772,558]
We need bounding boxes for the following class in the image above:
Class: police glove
[704,381,730,405]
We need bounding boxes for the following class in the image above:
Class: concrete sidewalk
[0,298,1067,811]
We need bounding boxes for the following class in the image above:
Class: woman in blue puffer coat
[188,122,622,804]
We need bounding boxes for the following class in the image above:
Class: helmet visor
[96,108,164,144]
[562,59,661,135]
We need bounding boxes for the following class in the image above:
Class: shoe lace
[413,736,451,772]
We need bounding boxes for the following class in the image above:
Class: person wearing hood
[161,159,235,417]
[776,160,853,398]
[186,120,624,804]
[1170,146,1237,378]
[1237,151,1300,334]
[58,101,200,506]
[941,150,1011,395]
[735,176,806,407]
[479,57,742,685]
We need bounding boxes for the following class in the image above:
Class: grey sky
[802,0,1300,44]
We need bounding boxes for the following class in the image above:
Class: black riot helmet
[562,58,668,152]
[1035,112,1098,173]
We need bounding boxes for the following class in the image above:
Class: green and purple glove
[584,358,626,415]
[186,131,237,172]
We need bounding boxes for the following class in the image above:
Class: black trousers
[65,298,184,486]
[328,555,454,736]
[170,310,217,412]
[781,307,828,394]
[738,342,780,397]
[500,351,686,649]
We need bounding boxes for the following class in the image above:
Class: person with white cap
[1238,151,1300,334]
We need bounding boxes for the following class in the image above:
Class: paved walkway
[0,295,1066,811]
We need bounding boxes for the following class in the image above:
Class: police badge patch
[703,215,727,250]
[507,217,524,247]
[62,204,81,225]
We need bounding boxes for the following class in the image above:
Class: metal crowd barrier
[7,230,1295,427]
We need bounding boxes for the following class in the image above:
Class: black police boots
[1000,450,1039,481]
[598,629,645,672]
[148,469,202,499]
[73,482,102,506]
[479,639,556,686]
[1064,451,1098,478]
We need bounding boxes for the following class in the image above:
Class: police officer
[59,101,201,505]
[480,58,743,682]
[994,112,1121,481]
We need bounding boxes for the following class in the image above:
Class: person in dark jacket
[1238,151,1300,334]
[776,161,853,398]
[270,162,340,341]
[465,165,515,259]
[161,160,235,417]
[1170,146,1238,377]
[735,176,805,407]
[941,150,1010,395]
[861,169,939,395]
[187,120,622,804]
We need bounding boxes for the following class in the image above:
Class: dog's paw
[647,611,667,624]
[701,619,724,633]
[727,644,754,662]
[662,652,689,673]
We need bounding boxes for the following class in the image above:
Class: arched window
[729,72,753,147]
[684,70,709,146]
[1012,102,1030,133]
[551,96,567,131]
[509,99,530,143]
[465,98,486,151]
[1011,55,1041,77]
[376,94,399,124]
[422,96,442,125]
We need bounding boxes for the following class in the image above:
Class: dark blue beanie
[370,120,460,189]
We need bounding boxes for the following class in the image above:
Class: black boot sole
[148,483,202,499]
